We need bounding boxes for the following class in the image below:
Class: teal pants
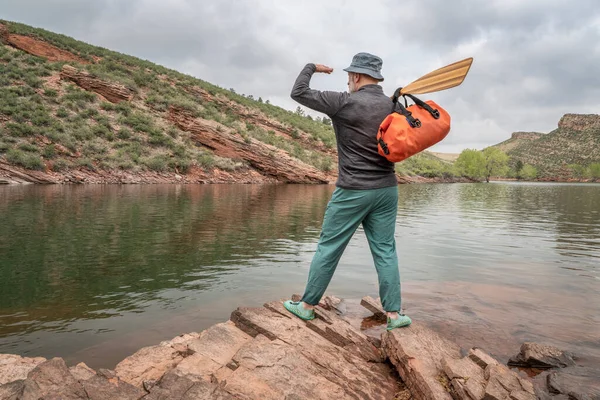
[301,185,401,312]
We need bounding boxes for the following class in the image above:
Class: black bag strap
[403,93,440,119]
[391,88,421,128]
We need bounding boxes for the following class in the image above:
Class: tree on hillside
[258,97,263,103]
[482,147,509,182]
[454,149,486,180]
[295,106,305,117]
[515,160,524,175]
[321,117,332,126]
[520,164,538,180]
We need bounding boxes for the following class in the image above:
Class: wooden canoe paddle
[399,57,473,95]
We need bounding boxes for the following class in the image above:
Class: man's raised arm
[290,63,348,117]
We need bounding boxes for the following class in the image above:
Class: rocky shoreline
[1,296,597,400]
[0,160,474,185]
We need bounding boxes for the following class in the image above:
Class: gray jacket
[291,63,397,190]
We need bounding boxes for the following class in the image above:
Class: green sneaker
[386,314,412,330]
[283,300,315,321]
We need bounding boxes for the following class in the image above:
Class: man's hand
[315,64,333,74]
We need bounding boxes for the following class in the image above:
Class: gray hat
[343,52,384,81]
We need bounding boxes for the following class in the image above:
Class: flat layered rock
[60,65,135,103]
[115,333,198,388]
[440,350,536,400]
[382,322,461,400]
[360,296,386,318]
[230,305,398,399]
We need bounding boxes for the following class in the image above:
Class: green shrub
[56,107,69,118]
[44,89,58,98]
[142,154,169,171]
[43,144,56,159]
[52,158,71,171]
[24,74,43,88]
[120,113,155,133]
[197,152,215,169]
[79,108,99,119]
[5,122,36,137]
[76,158,95,170]
[589,163,600,179]
[82,139,108,157]
[114,102,132,116]
[18,142,39,153]
[63,88,97,103]
[147,130,173,147]
[100,102,116,111]
[168,157,192,173]
[47,131,77,152]
[117,127,132,139]
[5,148,44,170]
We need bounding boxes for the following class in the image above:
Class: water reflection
[0,184,333,337]
[0,182,599,369]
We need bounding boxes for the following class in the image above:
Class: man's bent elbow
[290,88,305,101]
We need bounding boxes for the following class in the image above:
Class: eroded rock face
[558,113,600,132]
[511,132,544,140]
[60,65,135,103]
[0,23,89,64]
[508,342,575,369]
[0,24,8,44]
[168,106,331,184]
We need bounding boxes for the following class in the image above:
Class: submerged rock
[508,342,575,369]
[534,366,600,400]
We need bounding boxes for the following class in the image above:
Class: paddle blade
[400,58,473,95]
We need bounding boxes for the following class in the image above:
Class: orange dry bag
[377,90,451,162]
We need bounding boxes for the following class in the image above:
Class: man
[283,52,411,330]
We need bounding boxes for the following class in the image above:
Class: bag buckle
[378,138,390,155]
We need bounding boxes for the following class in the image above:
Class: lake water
[1,182,599,369]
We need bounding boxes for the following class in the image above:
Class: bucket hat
[343,52,384,81]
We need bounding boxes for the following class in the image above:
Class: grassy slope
[493,127,600,177]
[0,20,336,175]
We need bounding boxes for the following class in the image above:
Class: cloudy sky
[2,0,599,152]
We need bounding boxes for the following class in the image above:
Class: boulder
[81,374,145,400]
[0,354,47,385]
[26,357,79,395]
[114,333,197,389]
[144,370,235,400]
[69,362,96,382]
[534,366,600,400]
[508,342,575,369]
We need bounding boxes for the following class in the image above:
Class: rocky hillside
[0,21,340,184]
[493,114,600,179]
[0,20,450,185]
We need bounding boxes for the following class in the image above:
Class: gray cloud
[1,0,599,152]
